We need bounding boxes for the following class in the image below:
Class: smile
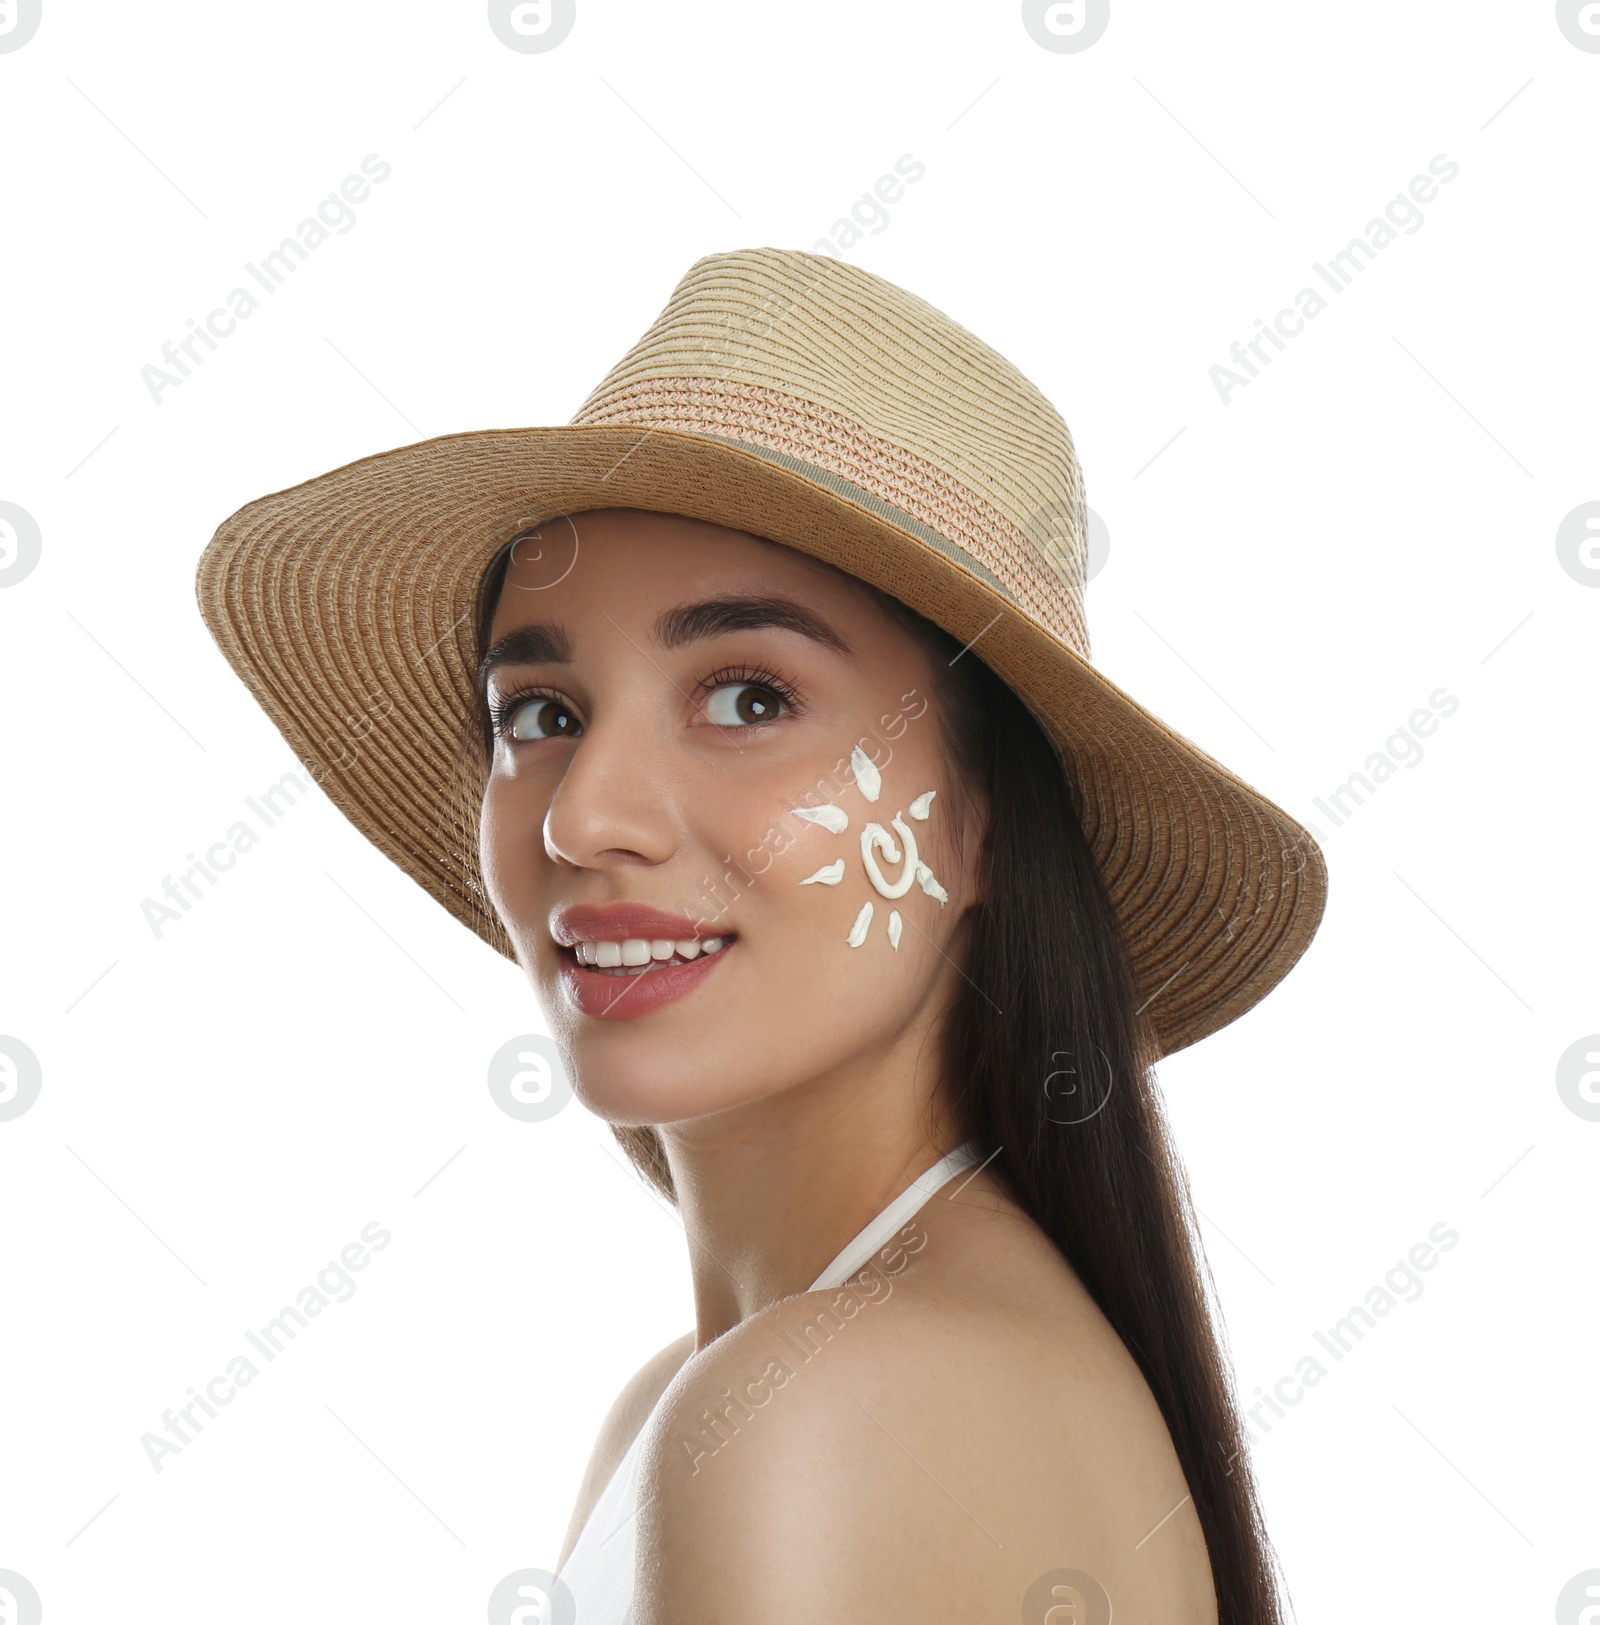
[551,904,738,1019]
[570,935,731,971]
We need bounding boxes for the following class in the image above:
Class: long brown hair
[475,542,1286,1624]
[919,607,1285,1624]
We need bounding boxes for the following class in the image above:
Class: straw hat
[195,247,1324,1056]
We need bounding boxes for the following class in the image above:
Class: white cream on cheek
[801,859,845,886]
[792,753,948,949]
[793,804,849,833]
[860,815,920,900]
[914,863,949,904]
[850,745,881,803]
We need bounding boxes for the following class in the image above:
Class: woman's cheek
[773,841,857,949]
[479,781,552,942]
[766,828,890,959]
[764,780,960,962]
[477,794,512,918]
[741,823,787,875]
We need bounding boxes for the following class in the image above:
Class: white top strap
[807,1139,983,1291]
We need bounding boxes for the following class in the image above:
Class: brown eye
[508,697,582,740]
[705,682,787,726]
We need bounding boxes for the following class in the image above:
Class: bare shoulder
[634,1177,1217,1623]
[555,1327,696,1571]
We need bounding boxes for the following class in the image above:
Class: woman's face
[478,508,985,1130]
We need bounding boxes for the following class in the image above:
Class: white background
[2,2,1595,1620]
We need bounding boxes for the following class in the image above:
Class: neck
[657,1035,963,1349]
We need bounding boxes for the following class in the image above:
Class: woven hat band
[573,375,1092,659]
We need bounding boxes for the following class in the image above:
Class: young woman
[198,248,1325,1624]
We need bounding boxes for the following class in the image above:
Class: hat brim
[195,424,1325,1057]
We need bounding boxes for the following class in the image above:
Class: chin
[565,1047,775,1128]
[523,943,912,1127]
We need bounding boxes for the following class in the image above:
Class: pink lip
[551,902,728,947]
[559,950,729,1020]
[549,901,737,1021]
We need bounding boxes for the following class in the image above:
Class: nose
[541,713,679,871]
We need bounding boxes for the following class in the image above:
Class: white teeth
[850,745,882,802]
[793,804,849,833]
[567,935,731,968]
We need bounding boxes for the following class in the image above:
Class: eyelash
[487,684,564,740]
[488,666,804,739]
[697,664,804,717]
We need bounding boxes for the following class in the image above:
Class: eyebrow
[480,595,853,688]
[653,596,852,656]
[478,622,572,688]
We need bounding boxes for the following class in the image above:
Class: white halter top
[558,1140,982,1622]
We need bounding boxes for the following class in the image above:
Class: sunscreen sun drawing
[794,746,948,949]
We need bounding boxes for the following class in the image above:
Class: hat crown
[571,248,1091,658]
